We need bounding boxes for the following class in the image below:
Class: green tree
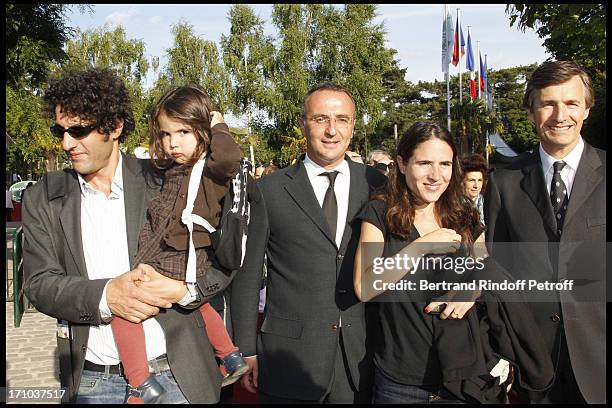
[220,5,276,117]
[6,4,91,179]
[506,4,606,149]
[369,65,431,155]
[267,4,312,136]
[62,25,151,153]
[487,64,538,153]
[249,4,398,158]
[162,20,233,112]
[451,98,504,156]
[507,4,605,72]
[6,4,92,89]
[279,127,307,166]
[6,86,63,178]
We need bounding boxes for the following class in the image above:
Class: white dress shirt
[79,154,167,365]
[539,137,584,197]
[303,154,351,248]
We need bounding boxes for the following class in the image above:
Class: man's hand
[135,264,189,303]
[106,266,172,323]
[240,356,258,393]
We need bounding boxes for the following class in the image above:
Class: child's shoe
[125,375,166,404]
[221,351,249,387]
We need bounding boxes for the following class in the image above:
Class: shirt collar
[77,153,124,197]
[303,153,350,178]
[539,137,584,175]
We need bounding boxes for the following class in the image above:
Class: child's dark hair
[149,85,213,169]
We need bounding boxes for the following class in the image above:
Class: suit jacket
[230,156,386,400]
[22,154,235,403]
[484,142,606,403]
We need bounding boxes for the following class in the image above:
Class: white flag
[442,5,454,73]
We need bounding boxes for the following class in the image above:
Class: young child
[110,86,248,403]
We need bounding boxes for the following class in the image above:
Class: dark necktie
[550,161,568,235]
[320,171,339,240]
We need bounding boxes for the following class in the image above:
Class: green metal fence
[8,226,31,327]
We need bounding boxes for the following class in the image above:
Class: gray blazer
[230,156,386,400]
[22,154,235,403]
[484,143,606,403]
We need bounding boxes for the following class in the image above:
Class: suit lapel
[339,159,366,253]
[59,173,87,277]
[122,155,148,268]
[564,144,603,227]
[284,159,337,247]
[519,152,557,234]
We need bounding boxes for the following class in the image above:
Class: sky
[65,4,550,126]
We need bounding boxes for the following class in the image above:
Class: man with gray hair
[367,149,393,176]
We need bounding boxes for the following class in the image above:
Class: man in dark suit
[231,83,386,403]
[22,67,233,403]
[485,61,605,403]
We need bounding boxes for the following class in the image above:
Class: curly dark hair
[460,153,488,191]
[43,67,135,142]
[374,121,480,247]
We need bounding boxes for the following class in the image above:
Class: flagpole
[467,25,475,102]
[444,5,451,132]
[485,53,490,163]
[446,73,451,132]
[444,5,452,133]
[477,40,481,100]
[457,8,462,102]
[485,53,489,109]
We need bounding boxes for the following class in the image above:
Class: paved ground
[5,226,61,404]
[5,302,60,389]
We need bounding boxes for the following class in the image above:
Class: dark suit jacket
[230,156,386,400]
[484,143,606,403]
[22,154,235,403]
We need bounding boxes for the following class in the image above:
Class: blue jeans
[373,366,465,404]
[76,368,188,404]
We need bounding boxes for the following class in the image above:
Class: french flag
[466,28,477,100]
[480,52,487,93]
[451,16,465,66]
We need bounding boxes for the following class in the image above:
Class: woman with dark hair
[354,121,481,403]
[353,122,553,403]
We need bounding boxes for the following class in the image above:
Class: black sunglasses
[50,123,99,139]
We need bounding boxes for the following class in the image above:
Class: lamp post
[363,112,370,159]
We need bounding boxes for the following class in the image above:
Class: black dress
[357,199,555,402]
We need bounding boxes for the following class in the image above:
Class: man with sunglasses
[366,149,393,176]
[22,67,234,404]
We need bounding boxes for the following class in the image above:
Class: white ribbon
[181,157,216,284]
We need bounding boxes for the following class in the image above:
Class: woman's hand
[424,301,475,320]
[210,111,224,127]
[414,228,462,255]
